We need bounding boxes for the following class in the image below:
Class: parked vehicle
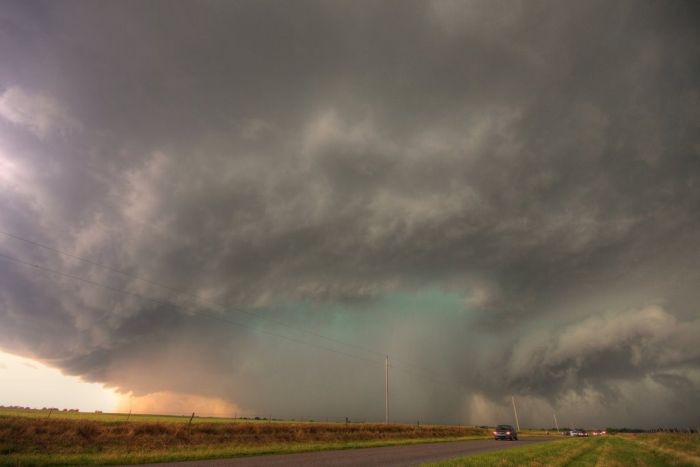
[493,424,518,440]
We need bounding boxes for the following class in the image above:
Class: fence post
[188,412,195,426]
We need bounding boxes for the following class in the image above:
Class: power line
[2,157,448,371]
[2,156,472,382]
[0,227,477,392]
[0,251,384,367]
[0,254,479,426]
[1,139,505,424]
[0,246,474,392]
[0,229,386,355]
[0,228,448,372]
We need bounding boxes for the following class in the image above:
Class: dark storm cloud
[0,0,699,426]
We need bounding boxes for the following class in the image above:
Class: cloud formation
[0,0,699,427]
[0,86,79,138]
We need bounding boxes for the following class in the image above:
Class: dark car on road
[493,424,518,440]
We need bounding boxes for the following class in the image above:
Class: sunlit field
[1,407,281,424]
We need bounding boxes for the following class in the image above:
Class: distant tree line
[0,405,79,412]
[530,426,699,434]
[607,427,698,434]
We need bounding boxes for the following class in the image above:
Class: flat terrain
[139,437,555,467]
[429,433,700,466]
[0,408,276,425]
[0,408,495,465]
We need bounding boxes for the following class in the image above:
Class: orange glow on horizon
[117,391,240,418]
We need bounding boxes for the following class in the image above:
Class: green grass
[427,436,587,466]
[624,434,700,465]
[426,434,700,466]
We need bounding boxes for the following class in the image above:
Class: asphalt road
[139,437,557,467]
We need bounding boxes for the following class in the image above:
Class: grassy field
[428,433,700,466]
[0,408,490,465]
[0,407,278,424]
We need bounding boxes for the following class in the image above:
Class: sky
[0,350,118,411]
[0,0,699,428]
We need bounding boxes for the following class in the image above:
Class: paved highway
[139,437,557,467]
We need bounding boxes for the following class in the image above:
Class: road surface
[138,437,557,467]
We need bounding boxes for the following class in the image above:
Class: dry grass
[0,407,260,424]
[0,415,488,463]
[624,433,700,465]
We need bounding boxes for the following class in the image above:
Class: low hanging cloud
[0,0,699,426]
[507,307,700,395]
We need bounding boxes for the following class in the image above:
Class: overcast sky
[0,0,699,428]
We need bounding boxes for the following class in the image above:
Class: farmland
[0,407,276,424]
[0,408,490,465]
[429,433,700,466]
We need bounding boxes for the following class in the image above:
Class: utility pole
[553,412,560,434]
[385,355,389,424]
[511,396,520,432]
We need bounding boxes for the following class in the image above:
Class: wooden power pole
[385,355,389,424]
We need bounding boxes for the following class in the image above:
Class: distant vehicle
[569,429,588,437]
[493,424,518,440]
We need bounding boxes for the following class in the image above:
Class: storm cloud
[0,0,699,427]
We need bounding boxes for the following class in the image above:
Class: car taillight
[493,431,497,435]
[506,431,511,434]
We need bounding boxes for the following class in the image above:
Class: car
[493,424,518,440]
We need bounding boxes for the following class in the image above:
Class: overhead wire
[0,228,458,379]
[1,154,475,391]
[0,241,474,392]
[2,156,395,359]
[4,156,460,378]
[0,251,384,367]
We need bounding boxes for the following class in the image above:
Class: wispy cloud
[0,86,80,139]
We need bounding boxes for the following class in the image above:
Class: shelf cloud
[0,0,698,427]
